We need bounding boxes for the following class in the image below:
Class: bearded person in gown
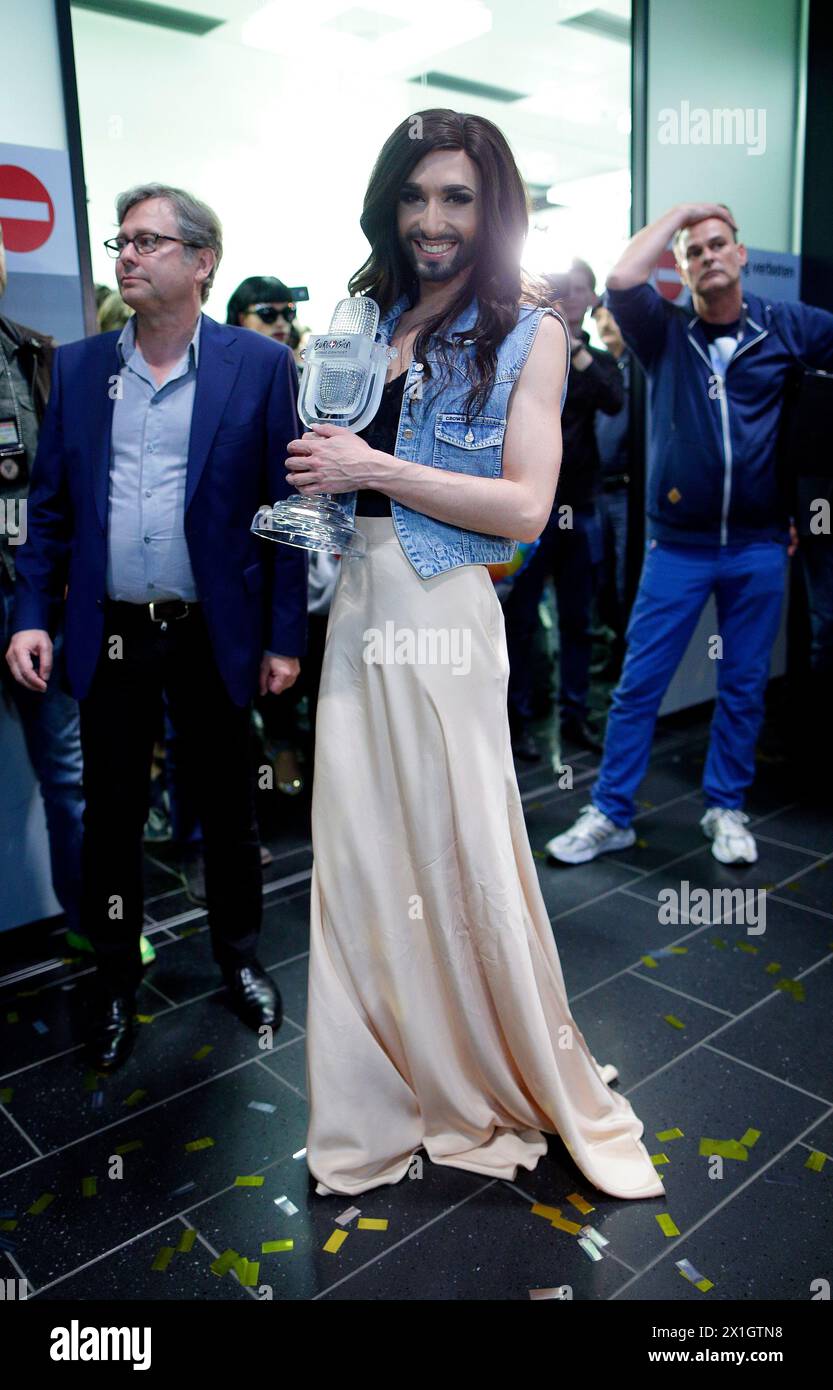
[285,109,664,1205]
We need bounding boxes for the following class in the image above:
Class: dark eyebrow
[400,181,476,195]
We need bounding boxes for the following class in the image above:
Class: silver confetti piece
[676,1258,706,1284]
[335,1205,361,1226]
[274,1195,299,1216]
[292,1147,306,1160]
[529,1286,571,1300]
[248,1101,277,1114]
[580,1224,609,1248]
[578,1236,603,1262]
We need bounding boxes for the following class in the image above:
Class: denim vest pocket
[433,414,506,476]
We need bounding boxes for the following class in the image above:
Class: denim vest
[339,293,567,578]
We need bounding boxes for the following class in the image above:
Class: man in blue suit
[6,184,307,1071]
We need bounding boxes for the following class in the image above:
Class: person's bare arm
[285,313,567,544]
[607,202,738,290]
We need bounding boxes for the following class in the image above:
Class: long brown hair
[349,109,545,419]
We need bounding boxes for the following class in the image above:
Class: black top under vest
[355,371,408,516]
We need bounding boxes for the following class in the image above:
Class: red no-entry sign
[0,165,55,253]
[655,248,684,302]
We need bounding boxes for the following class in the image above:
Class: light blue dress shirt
[106,313,201,602]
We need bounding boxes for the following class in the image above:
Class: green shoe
[65,930,156,966]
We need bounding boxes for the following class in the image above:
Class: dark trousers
[79,602,261,995]
[504,505,603,729]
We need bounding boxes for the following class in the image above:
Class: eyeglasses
[251,303,297,324]
[103,232,204,258]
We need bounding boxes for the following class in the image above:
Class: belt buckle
[149,600,189,627]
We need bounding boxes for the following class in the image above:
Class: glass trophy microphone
[251,295,396,558]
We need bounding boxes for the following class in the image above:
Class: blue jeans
[592,540,787,827]
[1,571,84,933]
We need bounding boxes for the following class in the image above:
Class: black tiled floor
[2,716,831,1302]
[614,1139,833,1301]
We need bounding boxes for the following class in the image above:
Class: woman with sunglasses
[226,276,310,367]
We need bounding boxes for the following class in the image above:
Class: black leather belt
[105,598,198,627]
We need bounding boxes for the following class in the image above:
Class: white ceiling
[81,0,631,188]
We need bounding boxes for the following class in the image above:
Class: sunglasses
[251,303,297,325]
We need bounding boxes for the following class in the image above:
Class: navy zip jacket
[605,282,833,546]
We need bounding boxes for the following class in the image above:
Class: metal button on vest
[465,429,474,443]
[402,428,414,439]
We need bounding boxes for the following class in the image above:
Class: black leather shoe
[225,961,283,1031]
[85,993,136,1072]
[511,730,543,763]
[561,718,604,755]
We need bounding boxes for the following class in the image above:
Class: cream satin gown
[304,513,664,1203]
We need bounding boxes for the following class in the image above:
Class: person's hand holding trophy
[251,296,396,558]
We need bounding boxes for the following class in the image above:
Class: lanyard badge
[0,418,25,478]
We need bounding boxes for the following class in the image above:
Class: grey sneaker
[701,807,758,864]
[545,804,636,864]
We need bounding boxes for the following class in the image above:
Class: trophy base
[251,498,366,557]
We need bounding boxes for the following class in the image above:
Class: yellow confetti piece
[736,943,758,955]
[210,1248,240,1277]
[0,1219,18,1231]
[81,1177,97,1198]
[699,1138,748,1161]
[151,1246,174,1271]
[262,1239,294,1253]
[0,1088,12,1104]
[234,1175,265,1187]
[656,1128,684,1141]
[114,1140,143,1156]
[636,838,649,849]
[775,978,805,1002]
[739,1128,761,1148]
[135,1014,155,1024]
[551,1215,583,1235]
[192,1045,213,1060]
[696,1278,715,1291]
[123,1089,147,1107]
[765,962,782,975]
[651,1153,670,1166]
[656,1214,680,1237]
[711,938,727,949]
[668,947,688,955]
[323,1229,349,1254]
[532,849,546,860]
[531,1203,562,1221]
[357,1217,389,1231]
[6,1012,18,1024]
[236,1258,260,1286]
[184,1137,214,1152]
[177,1228,197,1252]
[805,1150,827,1172]
[566,1193,595,1215]
[178,926,200,938]
[641,956,659,969]
[27,1193,56,1216]
[663,1014,685,1030]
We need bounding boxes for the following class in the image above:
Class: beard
[401,232,478,285]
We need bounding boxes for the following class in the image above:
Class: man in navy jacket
[547,201,833,867]
[6,185,307,1069]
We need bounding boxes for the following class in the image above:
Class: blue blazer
[12,314,308,707]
